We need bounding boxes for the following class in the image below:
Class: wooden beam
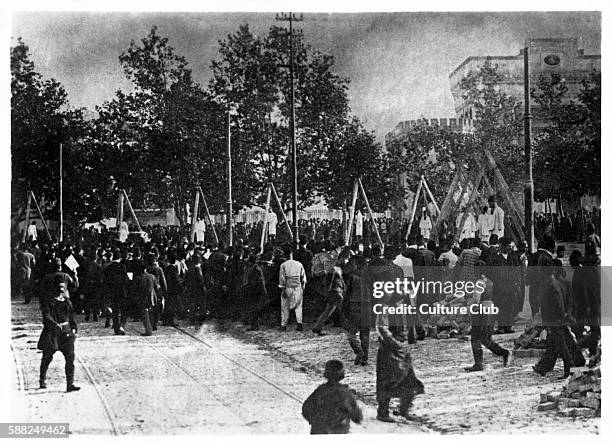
[405,179,423,241]
[484,150,525,226]
[189,188,201,242]
[345,180,359,246]
[260,183,272,253]
[270,182,294,241]
[197,187,219,246]
[123,189,143,232]
[358,178,384,247]
[454,167,485,243]
[116,190,124,233]
[30,192,51,241]
[22,191,32,243]
[432,168,462,238]
[421,175,440,215]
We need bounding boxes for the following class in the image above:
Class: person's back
[302,360,362,434]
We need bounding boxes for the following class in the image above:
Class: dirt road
[9,302,423,435]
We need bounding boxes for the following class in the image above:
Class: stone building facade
[449,38,600,131]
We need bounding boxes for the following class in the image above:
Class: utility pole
[276,12,303,246]
[226,111,233,247]
[59,142,63,243]
[523,46,535,253]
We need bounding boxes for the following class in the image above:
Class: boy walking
[302,360,363,434]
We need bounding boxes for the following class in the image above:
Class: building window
[544,54,561,66]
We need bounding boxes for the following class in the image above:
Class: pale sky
[11,11,601,140]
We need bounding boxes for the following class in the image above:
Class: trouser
[346,326,370,360]
[150,303,162,329]
[529,286,540,317]
[280,287,303,327]
[470,321,508,363]
[312,300,345,332]
[112,300,128,333]
[142,308,153,334]
[40,340,75,386]
[162,294,177,325]
[495,292,516,329]
[534,326,576,375]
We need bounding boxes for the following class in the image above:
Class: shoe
[141,332,152,336]
[152,326,157,331]
[119,329,126,335]
[354,353,364,365]
[532,365,546,376]
[376,413,396,423]
[84,316,90,322]
[104,319,110,328]
[66,385,81,392]
[312,329,326,336]
[464,363,484,372]
[503,350,513,367]
[360,357,369,366]
[296,324,303,332]
[39,381,47,389]
[504,328,515,334]
[279,326,287,332]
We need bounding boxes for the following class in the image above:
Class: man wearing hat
[302,359,363,434]
[38,280,80,392]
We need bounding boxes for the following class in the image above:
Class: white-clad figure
[418,207,432,240]
[267,209,278,238]
[119,220,129,243]
[477,205,493,243]
[27,221,38,241]
[456,209,476,241]
[355,210,364,238]
[427,201,438,219]
[195,218,206,242]
[488,196,505,238]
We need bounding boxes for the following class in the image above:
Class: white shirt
[419,216,432,239]
[267,211,278,236]
[393,254,414,279]
[279,259,306,289]
[491,206,505,238]
[27,224,38,240]
[355,211,364,236]
[195,219,206,242]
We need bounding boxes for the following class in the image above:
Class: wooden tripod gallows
[22,191,52,242]
[345,178,384,247]
[259,182,294,252]
[116,189,143,238]
[432,150,525,243]
[189,186,219,245]
[405,175,440,241]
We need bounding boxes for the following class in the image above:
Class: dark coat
[102,261,128,304]
[37,296,77,352]
[302,381,363,434]
[131,272,159,309]
[242,263,269,314]
[375,324,424,400]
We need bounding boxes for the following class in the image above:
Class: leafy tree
[386,121,475,209]
[11,38,87,231]
[209,24,391,212]
[458,59,524,185]
[94,27,226,224]
[531,71,600,199]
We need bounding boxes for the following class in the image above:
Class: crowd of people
[10,203,601,427]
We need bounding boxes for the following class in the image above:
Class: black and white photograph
[4,0,607,438]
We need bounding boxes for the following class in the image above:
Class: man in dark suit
[491,237,521,334]
[102,248,129,335]
[38,281,80,392]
